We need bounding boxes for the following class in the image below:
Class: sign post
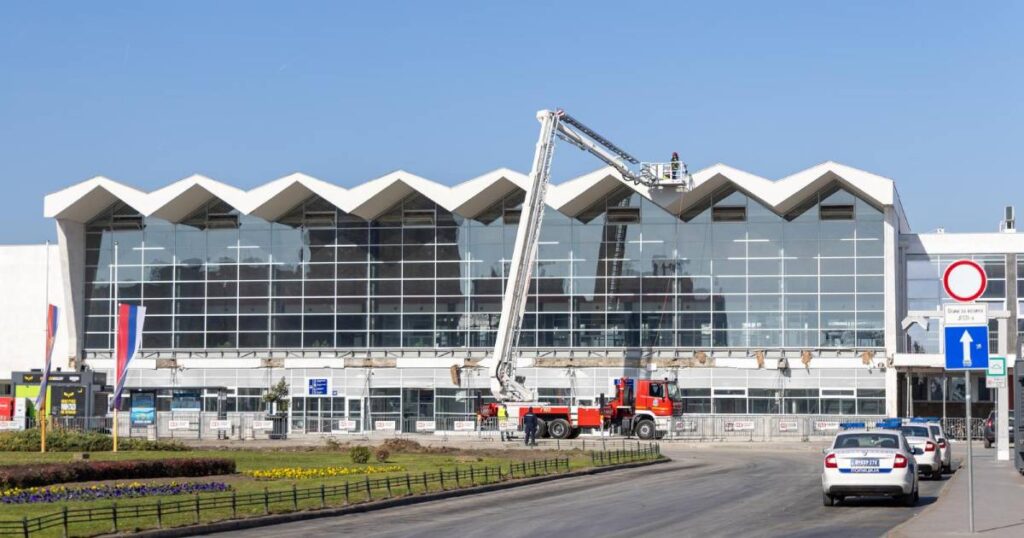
[942,259,988,534]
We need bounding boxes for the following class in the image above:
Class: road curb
[885,464,962,538]
[116,458,669,537]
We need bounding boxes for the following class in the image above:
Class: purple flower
[0,482,231,504]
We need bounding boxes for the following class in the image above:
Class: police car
[898,422,944,480]
[821,422,920,506]
[906,417,952,473]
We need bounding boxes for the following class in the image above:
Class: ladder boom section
[488,108,691,403]
[489,110,560,402]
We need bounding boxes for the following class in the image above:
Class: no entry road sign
[943,259,988,303]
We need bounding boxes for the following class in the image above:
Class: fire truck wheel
[635,419,656,440]
[547,418,571,439]
[536,419,548,438]
[567,427,581,439]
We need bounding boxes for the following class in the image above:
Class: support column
[885,367,899,417]
[997,318,1010,461]
[56,219,86,370]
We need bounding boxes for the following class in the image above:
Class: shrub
[324,437,346,451]
[374,447,390,463]
[381,438,423,453]
[0,458,236,489]
[349,446,371,464]
[0,429,187,452]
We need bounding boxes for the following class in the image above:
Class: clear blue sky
[1,1,1021,243]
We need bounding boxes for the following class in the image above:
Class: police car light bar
[909,417,940,423]
[876,418,903,429]
[839,422,865,430]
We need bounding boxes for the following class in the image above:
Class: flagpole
[41,241,50,453]
[113,241,119,453]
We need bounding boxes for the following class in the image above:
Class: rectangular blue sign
[308,378,329,396]
[944,325,989,370]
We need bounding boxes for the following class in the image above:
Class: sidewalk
[893,442,1024,537]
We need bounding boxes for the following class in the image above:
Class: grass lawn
[0,446,597,537]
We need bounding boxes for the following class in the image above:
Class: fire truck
[482,376,683,439]
[479,110,690,439]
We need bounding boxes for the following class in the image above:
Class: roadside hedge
[0,458,237,489]
[0,429,186,452]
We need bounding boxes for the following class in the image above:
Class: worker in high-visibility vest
[497,404,509,441]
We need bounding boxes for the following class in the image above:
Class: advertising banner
[130,393,156,426]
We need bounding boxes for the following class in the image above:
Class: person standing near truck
[523,407,538,446]
[498,404,510,441]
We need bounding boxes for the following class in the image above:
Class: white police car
[899,423,943,480]
[821,422,920,506]
[906,417,952,474]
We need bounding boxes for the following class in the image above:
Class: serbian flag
[33,305,59,411]
[111,303,146,411]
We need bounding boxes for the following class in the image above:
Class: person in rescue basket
[523,407,538,446]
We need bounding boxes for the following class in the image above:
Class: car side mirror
[913,447,924,455]
[821,448,830,455]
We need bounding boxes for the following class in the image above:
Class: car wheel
[547,418,571,439]
[984,438,992,449]
[931,467,943,480]
[635,420,656,440]
[822,492,835,506]
[902,488,919,507]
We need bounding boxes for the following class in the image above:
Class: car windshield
[901,426,931,438]
[834,433,900,449]
[665,382,680,401]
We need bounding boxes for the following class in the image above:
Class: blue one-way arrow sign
[944,325,989,370]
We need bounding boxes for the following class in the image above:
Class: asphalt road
[206,446,954,538]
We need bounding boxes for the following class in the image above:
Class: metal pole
[965,369,974,533]
[113,241,119,453]
[41,240,50,453]
[942,375,947,424]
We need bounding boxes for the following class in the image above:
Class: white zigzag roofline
[43,161,906,230]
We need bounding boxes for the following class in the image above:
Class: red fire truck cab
[482,377,682,440]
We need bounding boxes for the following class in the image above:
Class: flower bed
[0,458,236,489]
[245,465,404,480]
[0,481,231,504]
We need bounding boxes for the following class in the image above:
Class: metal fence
[939,418,985,440]
[33,413,989,442]
[48,413,280,441]
[0,448,665,537]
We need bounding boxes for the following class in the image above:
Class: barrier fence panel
[941,418,985,440]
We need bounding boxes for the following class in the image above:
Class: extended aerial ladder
[488,109,692,402]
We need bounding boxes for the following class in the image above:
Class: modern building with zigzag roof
[0,161,1014,434]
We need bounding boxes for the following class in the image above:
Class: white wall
[0,244,68,379]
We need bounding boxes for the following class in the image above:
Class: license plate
[851,458,879,467]
[850,468,881,473]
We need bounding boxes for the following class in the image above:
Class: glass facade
[82,184,885,352]
[904,254,1005,353]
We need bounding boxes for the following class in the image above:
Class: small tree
[262,377,290,415]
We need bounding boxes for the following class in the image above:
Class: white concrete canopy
[43,162,903,225]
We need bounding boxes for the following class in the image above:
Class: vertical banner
[33,305,59,412]
[111,303,146,410]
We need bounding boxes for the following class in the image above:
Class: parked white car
[899,424,943,480]
[821,428,920,506]
[921,420,952,473]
